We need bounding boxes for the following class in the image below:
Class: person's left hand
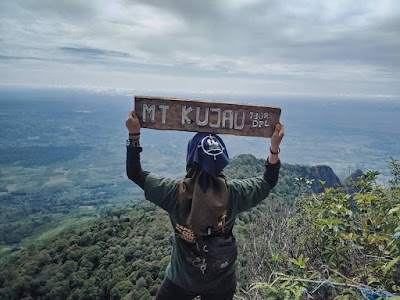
[125,110,141,134]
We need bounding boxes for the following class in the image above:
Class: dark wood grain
[134,96,281,138]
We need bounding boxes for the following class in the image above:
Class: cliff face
[341,169,364,186]
[341,169,364,193]
[226,154,343,195]
[300,165,342,193]
[278,162,342,194]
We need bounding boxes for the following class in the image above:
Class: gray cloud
[59,47,131,58]
[0,55,46,61]
[0,0,399,96]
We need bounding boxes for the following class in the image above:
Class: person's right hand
[268,122,284,164]
[271,122,284,152]
[125,110,141,134]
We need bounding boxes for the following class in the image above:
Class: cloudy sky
[0,0,399,97]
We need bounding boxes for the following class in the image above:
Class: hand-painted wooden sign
[134,96,281,138]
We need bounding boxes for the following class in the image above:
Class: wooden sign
[134,96,281,138]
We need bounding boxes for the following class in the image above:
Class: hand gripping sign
[134,96,281,138]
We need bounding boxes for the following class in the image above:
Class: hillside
[2,155,394,300]
[0,204,171,300]
[0,154,343,248]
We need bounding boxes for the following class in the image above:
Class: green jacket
[144,173,273,292]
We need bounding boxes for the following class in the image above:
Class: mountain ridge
[0,154,353,248]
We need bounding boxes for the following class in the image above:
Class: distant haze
[1,87,399,182]
[0,0,399,97]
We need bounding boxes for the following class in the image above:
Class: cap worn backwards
[186,132,230,177]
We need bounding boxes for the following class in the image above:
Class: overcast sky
[0,0,399,97]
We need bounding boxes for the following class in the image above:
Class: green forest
[1,155,400,299]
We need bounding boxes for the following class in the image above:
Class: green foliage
[110,280,134,300]
[289,254,310,269]
[0,204,172,299]
[237,157,400,299]
[389,157,400,190]
[288,158,400,295]
[250,276,305,300]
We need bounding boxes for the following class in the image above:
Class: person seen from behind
[126,109,284,299]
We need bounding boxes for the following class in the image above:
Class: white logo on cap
[199,134,225,160]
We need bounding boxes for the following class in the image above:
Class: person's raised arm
[228,122,285,213]
[125,110,149,189]
[125,110,178,213]
[264,122,284,187]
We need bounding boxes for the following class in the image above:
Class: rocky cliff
[226,154,343,195]
[282,163,342,193]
